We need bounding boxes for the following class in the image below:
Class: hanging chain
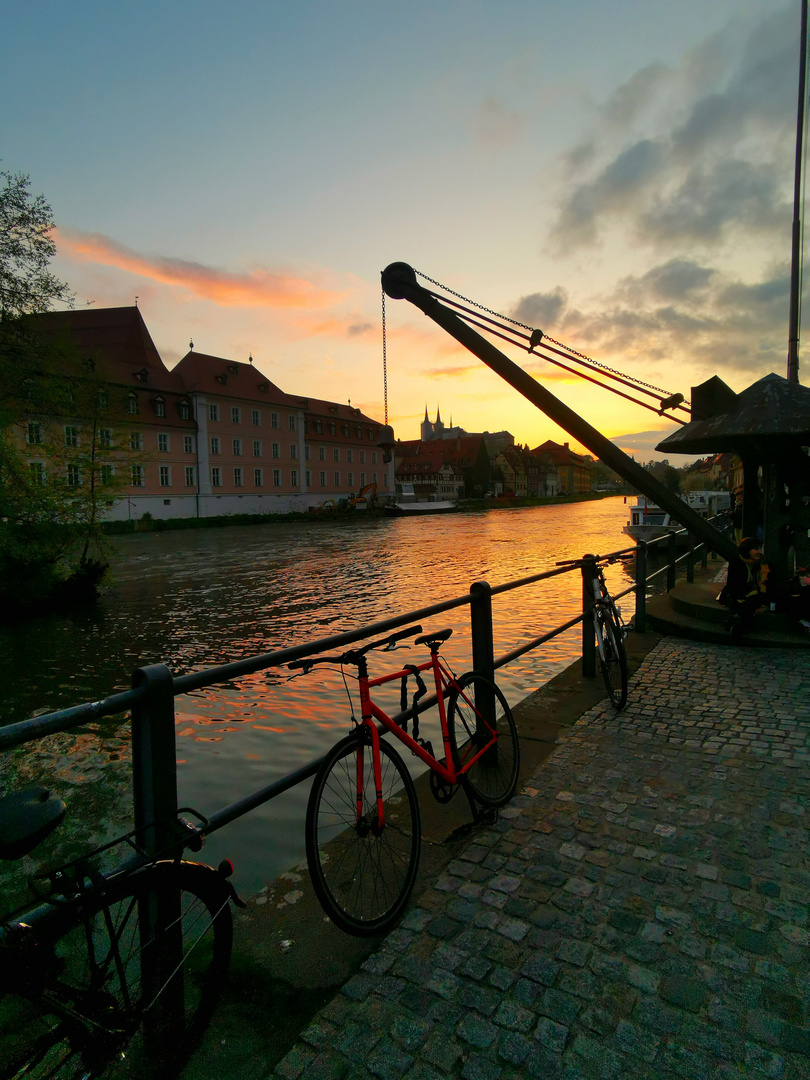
[413,268,686,403]
[381,288,389,424]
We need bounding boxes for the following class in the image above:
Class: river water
[1,496,639,900]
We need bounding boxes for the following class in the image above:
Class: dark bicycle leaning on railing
[0,786,244,1080]
[558,553,630,710]
[288,624,520,936]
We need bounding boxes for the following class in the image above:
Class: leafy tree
[0,170,115,617]
[0,169,73,319]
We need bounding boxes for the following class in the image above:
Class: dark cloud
[511,286,568,327]
[548,7,796,254]
[347,322,373,336]
[617,259,716,304]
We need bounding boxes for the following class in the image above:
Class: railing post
[666,533,677,591]
[469,580,495,682]
[131,663,178,856]
[581,555,596,678]
[469,580,496,737]
[686,537,695,583]
[635,541,647,634]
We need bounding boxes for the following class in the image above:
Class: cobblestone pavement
[271,640,810,1080]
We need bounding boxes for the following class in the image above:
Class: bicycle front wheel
[447,673,520,808]
[595,606,628,710]
[0,860,233,1080]
[306,732,421,937]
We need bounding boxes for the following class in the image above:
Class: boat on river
[623,490,731,544]
[384,483,457,516]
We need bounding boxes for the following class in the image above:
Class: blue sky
[1,0,801,459]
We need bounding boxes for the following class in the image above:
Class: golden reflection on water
[1,497,641,897]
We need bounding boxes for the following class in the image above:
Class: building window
[154,398,166,417]
[360,451,366,464]
[101,464,115,485]
[319,471,326,486]
[253,439,262,457]
[209,404,219,421]
[305,469,311,486]
[290,468,298,486]
[333,448,340,462]
[131,465,145,487]
[252,409,261,426]
[371,452,378,465]
[184,435,195,454]
[178,401,190,419]
[347,449,353,463]
[314,420,323,434]
[272,442,280,458]
[99,428,112,449]
[97,389,109,410]
[334,471,340,486]
[158,433,169,452]
[65,464,81,487]
[360,472,366,486]
[233,467,243,487]
[318,446,325,461]
[159,466,171,487]
[129,431,143,451]
[290,443,297,459]
[254,468,263,487]
[233,438,242,456]
[372,472,378,483]
[29,461,45,485]
[367,428,375,440]
[329,421,337,436]
[289,415,296,431]
[273,469,281,487]
[342,424,350,437]
[64,425,79,448]
[211,467,221,487]
[185,466,196,487]
[210,436,221,455]
[305,444,311,460]
[347,471,354,487]
[231,406,241,424]
[127,392,138,414]
[27,421,43,445]
[271,412,279,428]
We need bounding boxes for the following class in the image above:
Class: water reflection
[1,497,640,897]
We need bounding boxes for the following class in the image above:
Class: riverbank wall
[102,491,618,535]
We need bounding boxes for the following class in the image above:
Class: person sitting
[719,537,770,636]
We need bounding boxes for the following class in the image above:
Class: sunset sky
[2,0,802,461]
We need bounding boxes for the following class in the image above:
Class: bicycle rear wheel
[447,673,520,808]
[0,860,233,1080]
[306,732,421,937]
[595,606,628,710]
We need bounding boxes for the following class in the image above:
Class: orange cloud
[57,229,341,309]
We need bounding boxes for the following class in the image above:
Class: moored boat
[624,490,731,544]
[384,483,457,516]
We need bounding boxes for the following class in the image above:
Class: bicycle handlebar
[288,625,424,672]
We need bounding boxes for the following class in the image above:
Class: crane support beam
[381,262,737,562]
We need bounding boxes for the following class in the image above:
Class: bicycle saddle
[415,628,453,647]
[0,786,66,861]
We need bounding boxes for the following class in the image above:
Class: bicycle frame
[355,650,498,827]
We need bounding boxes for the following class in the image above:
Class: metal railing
[0,518,730,853]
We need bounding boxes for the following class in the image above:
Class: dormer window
[153,396,166,417]
[228,363,238,374]
[134,369,148,383]
[127,392,139,415]
[177,399,190,419]
[329,405,338,414]
[216,374,227,385]
[259,382,269,393]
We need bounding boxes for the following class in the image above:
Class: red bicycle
[289,625,519,935]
